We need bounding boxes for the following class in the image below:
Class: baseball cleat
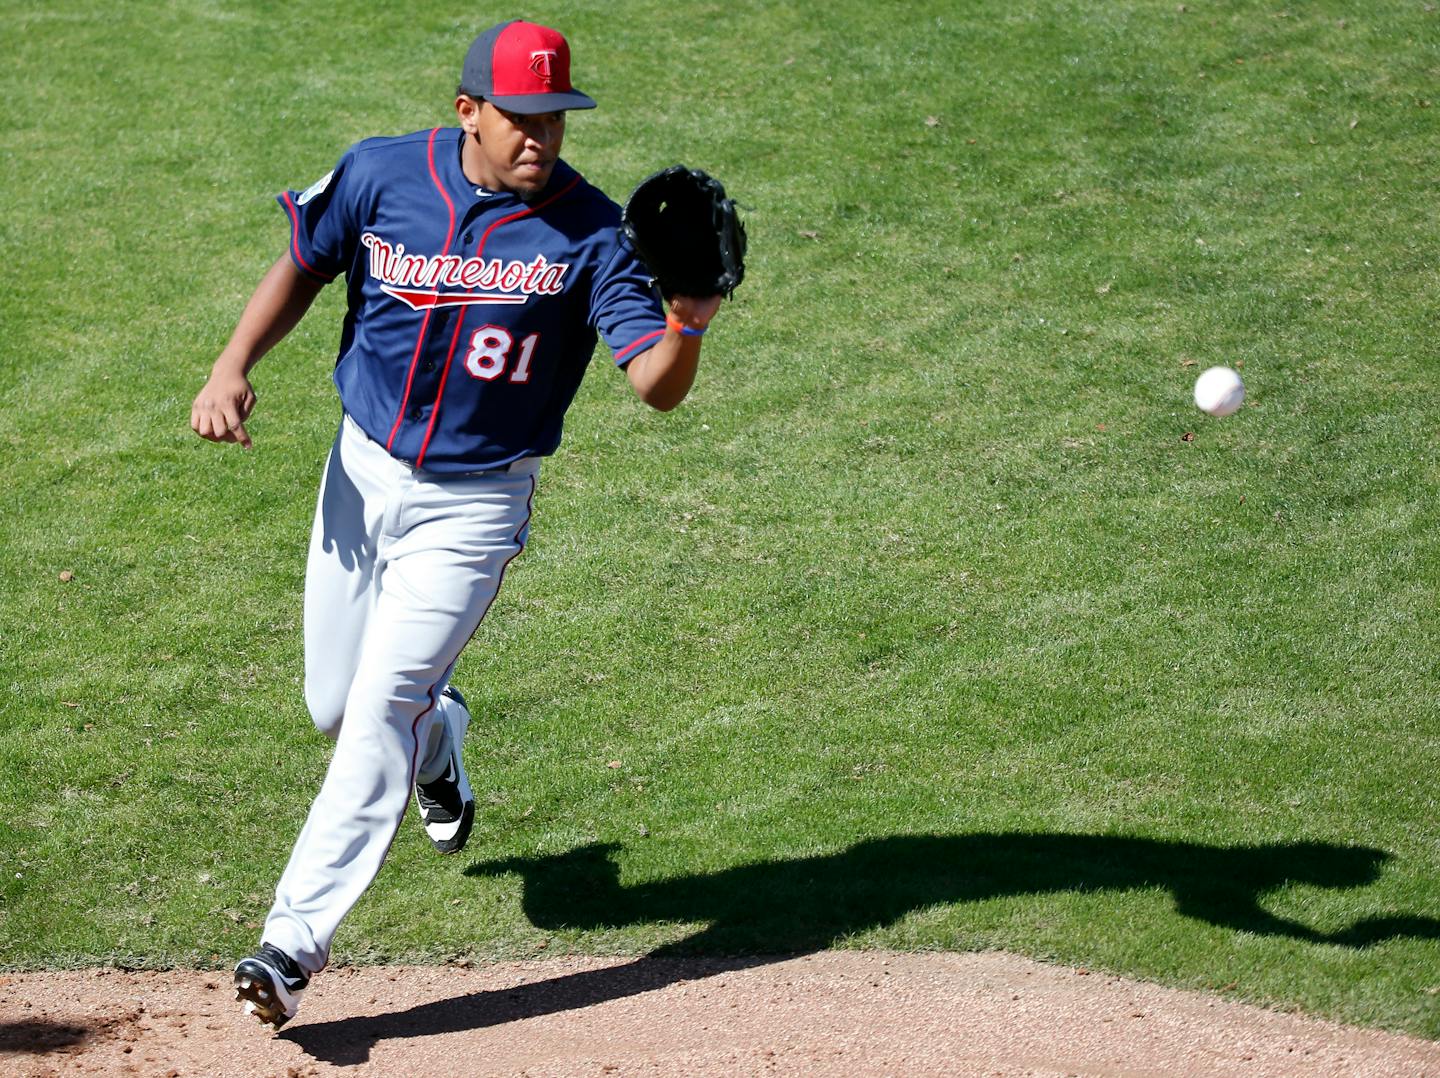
[234,943,308,1030]
[415,684,475,854]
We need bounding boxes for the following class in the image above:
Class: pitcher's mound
[3,952,1436,1076]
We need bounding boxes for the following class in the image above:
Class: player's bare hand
[668,294,723,331]
[191,369,257,448]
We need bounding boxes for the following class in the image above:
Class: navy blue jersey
[279,127,666,473]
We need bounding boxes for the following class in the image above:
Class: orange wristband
[666,313,707,337]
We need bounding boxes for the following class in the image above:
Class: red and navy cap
[459,20,596,113]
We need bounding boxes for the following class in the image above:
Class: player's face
[462,99,566,198]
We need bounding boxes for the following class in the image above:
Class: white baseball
[1193,366,1245,417]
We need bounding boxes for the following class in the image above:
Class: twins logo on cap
[529,50,555,83]
[460,20,597,114]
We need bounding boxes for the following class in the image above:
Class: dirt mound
[3,952,1436,1076]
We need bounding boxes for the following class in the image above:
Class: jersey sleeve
[591,236,667,366]
[275,148,360,283]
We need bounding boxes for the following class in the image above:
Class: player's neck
[460,133,499,191]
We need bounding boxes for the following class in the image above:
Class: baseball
[1193,366,1245,417]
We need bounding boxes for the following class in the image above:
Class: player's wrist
[212,345,261,379]
[665,312,707,337]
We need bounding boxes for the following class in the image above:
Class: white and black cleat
[234,943,308,1030]
[415,685,475,855]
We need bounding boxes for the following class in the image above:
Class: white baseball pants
[262,414,537,975]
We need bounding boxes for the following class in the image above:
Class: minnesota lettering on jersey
[362,232,570,310]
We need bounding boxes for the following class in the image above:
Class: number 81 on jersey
[464,325,538,383]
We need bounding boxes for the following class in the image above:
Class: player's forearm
[213,255,326,375]
[625,331,702,411]
[625,296,720,411]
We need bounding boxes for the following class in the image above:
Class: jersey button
[408,407,422,421]
[423,361,436,373]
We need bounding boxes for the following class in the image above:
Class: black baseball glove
[621,166,746,299]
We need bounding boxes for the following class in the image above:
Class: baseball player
[190,19,722,1030]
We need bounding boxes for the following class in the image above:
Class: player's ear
[455,94,483,136]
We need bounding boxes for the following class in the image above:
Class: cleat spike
[234,944,307,1029]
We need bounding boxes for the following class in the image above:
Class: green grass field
[3,0,1438,1040]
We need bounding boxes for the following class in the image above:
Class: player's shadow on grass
[285,832,1440,1065]
[467,834,1440,953]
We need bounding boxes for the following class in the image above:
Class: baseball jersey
[279,127,667,473]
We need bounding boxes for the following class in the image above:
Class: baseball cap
[459,20,596,113]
